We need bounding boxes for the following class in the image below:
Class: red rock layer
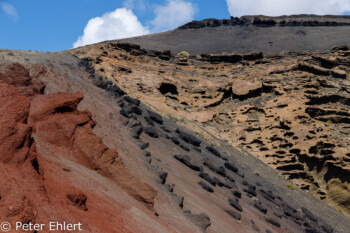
[0,62,166,233]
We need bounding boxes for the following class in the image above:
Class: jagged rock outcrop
[0,61,167,233]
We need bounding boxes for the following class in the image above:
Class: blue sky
[1,0,350,51]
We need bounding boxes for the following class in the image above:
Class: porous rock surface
[73,42,350,217]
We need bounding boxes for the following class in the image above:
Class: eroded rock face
[232,79,263,99]
[73,42,350,216]
[0,62,162,233]
[3,48,349,233]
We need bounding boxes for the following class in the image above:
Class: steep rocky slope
[1,47,349,233]
[0,60,169,233]
[108,15,350,54]
[72,42,350,218]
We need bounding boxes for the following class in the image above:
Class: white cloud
[73,0,197,48]
[150,0,197,32]
[0,2,18,20]
[226,0,350,16]
[73,8,149,48]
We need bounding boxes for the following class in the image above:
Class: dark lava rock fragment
[225,209,241,221]
[245,186,257,197]
[123,105,142,115]
[264,217,280,227]
[203,159,226,177]
[321,224,333,233]
[302,207,318,222]
[198,181,214,193]
[148,111,163,124]
[144,116,155,126]
[250,220,260,232]
[284,207,300,220]
[144,127,159,138]
[160,126,171,133]
[174,154,202,171]
[304,227,322,233]
[228,198,243,212]
[260,189,276,203]
[165,184,173,193]
[170,136,180,145]
[213,177,224,187]
[144,151,151,157]
[124,96,140,106]
[178,130,201,147]
[232,190,242,198]
[157,172,168,184]
[180,143,190,151]
[199,172,216,186]
[106,84,125,96]
[139,142,150,150]
[226,175,235,183]
[120,108,130,118]
[206,146,228,160]
[193,147,202,153]
[224,161,239,173]
[129,126,143,139]
[254,203,267,214]
[222,179,235,189]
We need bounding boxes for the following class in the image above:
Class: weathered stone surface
[232,78,263,97]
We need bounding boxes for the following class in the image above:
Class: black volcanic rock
[123,105,142,115]
[174,154,202,171]
[198,181,214,193]
[119,15,350,55]
[225,209,241,221]
[148,111,163,124]
[124,96,140,106]
[228,198,243,212]
[129,126,143,139]
[144,127,159,138]
[264,217,281,227]
[203,159,226,177]
[178,130,201,147]
[199,172,217,186]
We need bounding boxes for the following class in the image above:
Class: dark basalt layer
[116,15,350,54]
[178,15,350,30]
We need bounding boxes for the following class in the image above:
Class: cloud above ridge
[150,0,197,32]
[73,0,197,48]
[226,0,350,17]
[73,8,149,48]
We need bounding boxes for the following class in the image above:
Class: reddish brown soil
[0,62,172,233]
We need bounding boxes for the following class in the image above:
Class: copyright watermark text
[0,221,83,232]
